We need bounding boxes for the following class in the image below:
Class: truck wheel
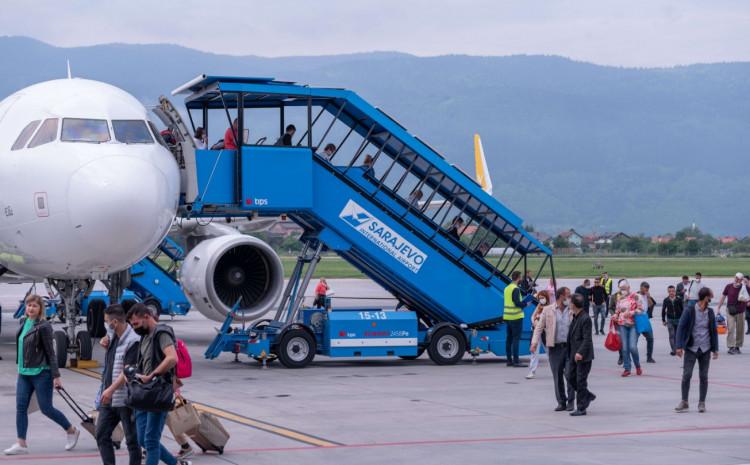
[86,299,107,338]
[427,327,466,365]
[143,298,162,317]
[77,331,93,361]
[277,329,315,369]
[53,330,68,368]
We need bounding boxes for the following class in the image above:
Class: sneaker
[65,427,80,451]
[647,357,656,363]
[698,402,706,413]
[525,372,535,380]
[178,461,192,465]
[674,400,689,413]
[175,445,194,460]
[636,367,643,376]
[736,348,742,354]
[3,443,28,455]
[728,347,736,355]
[621,370,631,377]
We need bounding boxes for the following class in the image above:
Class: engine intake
[179,235,284,322]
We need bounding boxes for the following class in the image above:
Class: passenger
[591,277,608,335]
[98,304,141,465]
[684,272,708,309]
[612,279,644,377]
[662,285,684,356]
[546,278,558,306]
[475,242,490,257]
[574,279,592,315]
[637,282,656,363]
[275,124,296,146]
[193,127,206,150]
[314,278,329,309]
[676,275,690,302]
[224,118,239,150]
[121,304,190,465]
[4,294,79,456]
[321,143,336,160]
[447,216,464,240]
[362,154,375,177]
[504,271,527,368]
[675,287,719,413]
[407,189,423,206]
[566,293,596,416]
[519,271,536,295]
[745,274,750,335]
[717,272,749,354]
[530,287,574,410]
[526,290,551,380]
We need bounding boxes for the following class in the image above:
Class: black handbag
[727,304,741,316]
[126,374,175,412]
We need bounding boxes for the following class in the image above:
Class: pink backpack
[175,339,192,379]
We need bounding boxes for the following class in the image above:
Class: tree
[553,236,570,249]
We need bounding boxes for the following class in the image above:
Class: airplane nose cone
[68,156,176,269]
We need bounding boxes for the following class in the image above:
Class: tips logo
[339,200,372,227]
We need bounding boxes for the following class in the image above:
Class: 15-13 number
[358,311,387,320]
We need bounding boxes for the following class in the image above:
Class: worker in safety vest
[601,272,614,309]
[504,271,527,367]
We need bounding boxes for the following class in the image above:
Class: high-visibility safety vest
[603,277,613,294]
[503,283,524,321]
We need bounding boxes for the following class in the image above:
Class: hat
[736,272,744,279]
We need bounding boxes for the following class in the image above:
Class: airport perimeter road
[0,279,748,465]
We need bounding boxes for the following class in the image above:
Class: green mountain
[2,36,748,235]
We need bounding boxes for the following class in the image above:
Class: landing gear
[48,279,93,368]
[76,331,93,361]
[86,299,107,338]
[53,330,68,368]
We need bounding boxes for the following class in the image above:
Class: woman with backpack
[4,294,79,455]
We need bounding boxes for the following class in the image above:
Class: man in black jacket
[566,293,595,416]
[662,285,684,356]
[675,287,719,413]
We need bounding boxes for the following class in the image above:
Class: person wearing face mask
[675,287,719,413]
[526,290,551,380]
[716,272,749,355]
[530,287,575,411]
[574,279,592,316]
[98,304,141,465]
[662,285,685,356]
[612,279,644,377]
[684,272,708,309]
[4,295,79,456]
[637,282,656,363]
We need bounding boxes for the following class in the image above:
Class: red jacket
[224,127,237,150]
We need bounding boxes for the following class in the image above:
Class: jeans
[97,405,140,465]
[593,304,607,333]
[505,319,523,365]
[548,344,574,406]
[135,410,176,465]
[681,349,711,402]
[666,320,679,353]
[566,359,594,411]
[638,330,654,359]
[15,370,72,440]
[726,311,745,348]
[619,325,640,371]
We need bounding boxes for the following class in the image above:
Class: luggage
[166,397,201,437]
[634,312,652,334]
[604,321,622,352]
[56,387,123,448]
[188,412,230,454]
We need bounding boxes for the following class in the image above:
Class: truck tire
[53,330,68,368]
[76,331,93,361]
[427,327,466,365]
[86,299,107,338]
[277,328,315,369]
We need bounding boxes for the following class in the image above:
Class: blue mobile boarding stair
[173,74,555,368]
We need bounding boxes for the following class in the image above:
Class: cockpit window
[11,120,40,150]
[61,118,110,143]
[148,120,168,148]
[112,120,154,144]
[27,118,59,148]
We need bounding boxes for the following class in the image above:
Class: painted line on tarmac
[5,423,750,461]
[593,366,750,389]
[66,367,341,448]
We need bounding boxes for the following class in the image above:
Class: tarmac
[0,277,748,465]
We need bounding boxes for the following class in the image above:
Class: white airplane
[0,76,181,362]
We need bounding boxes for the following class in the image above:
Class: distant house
[582,234,598,250]
[532,231,552,244]
[720,236,738,244]
[558,229,584,247]
[652,234,674,244]
[594,232,631,247]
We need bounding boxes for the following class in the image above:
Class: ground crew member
[601,272,613,308]
[504,271,527,367]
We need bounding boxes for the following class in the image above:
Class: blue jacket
[675,304,718,353]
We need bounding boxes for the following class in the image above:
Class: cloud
[1,0,749,66]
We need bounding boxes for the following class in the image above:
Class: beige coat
[531,303,573,348]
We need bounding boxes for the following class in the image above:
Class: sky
[1,0,749,67]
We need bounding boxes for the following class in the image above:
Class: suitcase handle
[56,387,91,422]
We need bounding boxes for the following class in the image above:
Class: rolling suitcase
[57,387,124,449]
[188,412,230,454]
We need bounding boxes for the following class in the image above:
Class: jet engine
[179,234,285,322]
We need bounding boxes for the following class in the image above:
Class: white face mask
[538,298,547,305]
[563,298,571,306]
